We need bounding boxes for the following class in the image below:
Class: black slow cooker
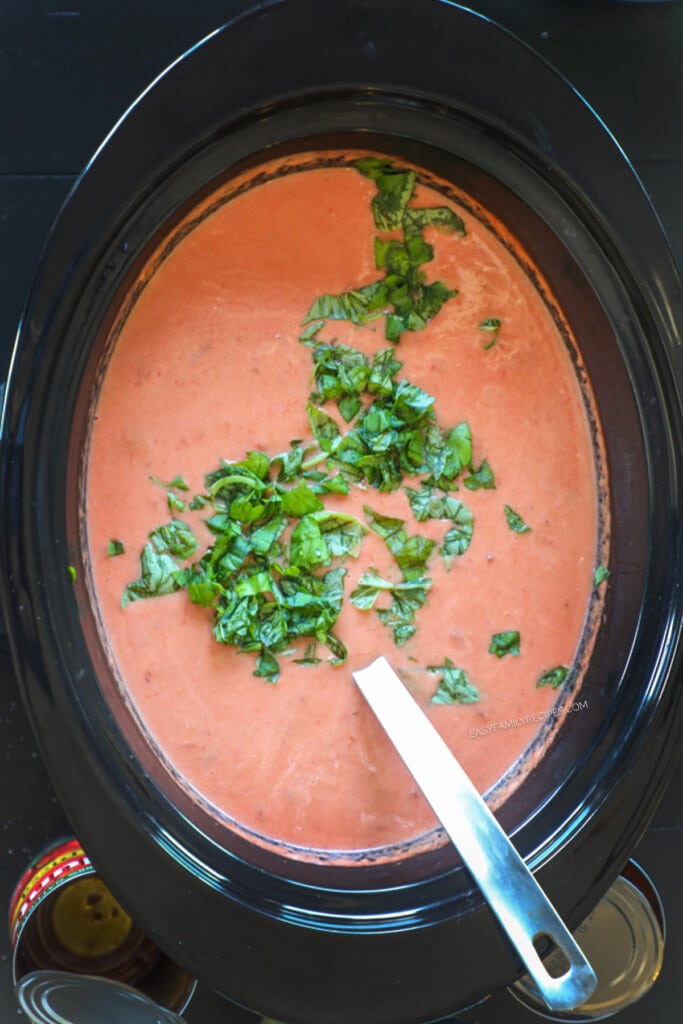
[1,2,682,1022]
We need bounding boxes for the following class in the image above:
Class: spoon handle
[353,656,597,1013]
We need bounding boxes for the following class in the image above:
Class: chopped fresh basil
[255,650,280,683]
[167,492,185,513]
[354,159,417,230]
[308,511,366,559]
[463,459,496,491]
[504,505,532,534]
[479,317,501,349]
[350,568,432,645]
[402,485,474,565]
[429,659,480,704]
[107,539,125,557]
[593,565,610,586]
[298,319,325,347]
[150,474,190,492]
[307,404,342,455]
[148,519,198,560]
[293,641,322,666]
[280,481,325,518]
[489,630,521,658]
[305,157,463,343]
[118,158,511,686]
[405,484,459,522]
[310,342,370,421]
[122,540,184,607]
[537,665,570,689]
[402,206,466,238]
[441,502,474,563]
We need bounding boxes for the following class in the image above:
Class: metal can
[8,837,196,1015]
[508,859,665,1021]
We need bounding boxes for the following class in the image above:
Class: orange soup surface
[85,153,603,860]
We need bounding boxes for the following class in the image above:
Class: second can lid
[15,969,187,1024]
[509,861,665,1021]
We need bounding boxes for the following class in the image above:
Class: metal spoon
[353,656,597,1013]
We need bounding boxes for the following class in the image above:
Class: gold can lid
[509,860,665,1021]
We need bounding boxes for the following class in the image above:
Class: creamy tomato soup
[85,152,605,860]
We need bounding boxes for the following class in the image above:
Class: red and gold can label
[8,836,196,1014]
[9,838,92,958]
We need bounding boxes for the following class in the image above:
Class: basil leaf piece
[107,539,125,557]
[463,459,496,491]
[150,474,190,492]
[354,156,401,181]
[479,317,501,349]
[150,519,198,560]
[402,206,466,237]
[405,485,462,522]
[392,379,435,424]
[349,568,391,610]
[280,481,325,518]
[593,565,610,586]
[290,517,331,571]
[504,505,532,534]
[311,342,370,413]
[441,501,474,563]
[299,319,325,347]
[167,492,185,513]
[537,665,570,689]
[307,404,342,455]
[429,658,480,704]
[363,505,435,579]
[122,541,183,607]
[368,347,402,396]
[303,282,388,328]
[350,569,432,646]
[311,472,350,495]
[369,169,417,230]
[255,650,280,683]
[308,511,366,559]
[294,641,322,666]
[325,631,348,665]
[185,565,222,607]
[489,631,521,658]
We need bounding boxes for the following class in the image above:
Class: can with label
[9,837,196,1015]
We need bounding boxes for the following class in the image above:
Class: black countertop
[0,2,681,1021]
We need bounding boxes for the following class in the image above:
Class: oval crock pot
[1,2,682,1022]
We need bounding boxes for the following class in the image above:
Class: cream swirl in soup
[85,153,605,860]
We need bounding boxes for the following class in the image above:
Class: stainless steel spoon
[353,656,597,1013]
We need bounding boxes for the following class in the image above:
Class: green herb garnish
[364,505,436,580]
[479,317,502,349]
[489,630,521,658]
[593,565,610,586]
[107,539,125,557]
[118,158,511,685]
[350,568,432,646]
[537,665,570,689]
[304,157,464,343]
[429,658,480,704]
[504,505,532,534]
[150,474,190,491]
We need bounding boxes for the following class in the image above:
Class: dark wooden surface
[0,2,681,1021]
